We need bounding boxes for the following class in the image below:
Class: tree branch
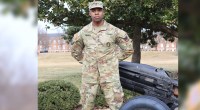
[159,25,178,38]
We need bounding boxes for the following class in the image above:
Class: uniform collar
[88,20,108,32]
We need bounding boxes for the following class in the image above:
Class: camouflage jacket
[71,20,133,64]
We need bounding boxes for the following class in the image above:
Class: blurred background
[0,0,37,110]
[179,0,200,109]
[0,0,200,110]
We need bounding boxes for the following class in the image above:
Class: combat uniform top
[71,20,133,63]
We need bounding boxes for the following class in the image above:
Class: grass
[38,53,82,88]
[140,51,178,72]
[38,51,178,88]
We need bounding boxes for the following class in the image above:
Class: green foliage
[179,1,200,99]
[38,0,178,38]
[179,41,200,99]
[38,80,80,110]
[0,0,37,17]
[63,26,83,41]
[38,0,178,62]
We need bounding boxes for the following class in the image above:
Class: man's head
[88,1,104,22]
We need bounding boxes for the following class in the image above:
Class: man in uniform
[71,1,134,110]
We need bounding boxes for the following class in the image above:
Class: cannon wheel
[120,95,170,110]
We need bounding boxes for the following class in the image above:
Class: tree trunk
[131,26,141,63]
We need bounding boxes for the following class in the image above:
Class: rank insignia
[123,35,129,42]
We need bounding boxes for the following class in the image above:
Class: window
[63,45,65,49]
[166,44,169,47]
[160,43,163,48]
[39,41,42,45]
[58,45,60,49]
[172,43,175,47]
[54,40,56,44]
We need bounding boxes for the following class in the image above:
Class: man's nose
[95,10,99,14]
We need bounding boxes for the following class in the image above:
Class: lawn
[38,51,178,88]
[38,53,82,88]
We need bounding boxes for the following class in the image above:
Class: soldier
[71,1,134,110]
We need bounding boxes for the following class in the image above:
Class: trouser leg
[100,81,124,110]
[80,82,99,110]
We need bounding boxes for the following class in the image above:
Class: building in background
[141,34,178,51]
[38,33,177,53]
[38,33,71,53]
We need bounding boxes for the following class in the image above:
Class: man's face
[89,8,104,22]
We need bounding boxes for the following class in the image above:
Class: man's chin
[93,19,103,22]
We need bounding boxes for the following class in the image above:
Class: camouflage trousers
[80,80,124,110]
[80,62,124,110]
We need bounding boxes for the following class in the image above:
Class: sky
[38,20,64,34]
[38,2,68,34]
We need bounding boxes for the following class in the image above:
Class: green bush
[38,80,80,110]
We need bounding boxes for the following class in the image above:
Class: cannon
[119,61,178,110]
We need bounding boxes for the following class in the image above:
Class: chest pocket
[99,31,115,47]
[82,32,97,48]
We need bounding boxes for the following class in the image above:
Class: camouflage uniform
[71,20,133,110]
[71,1,133,110]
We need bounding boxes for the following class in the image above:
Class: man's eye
[91,9,95,12]
[98,9,102,11]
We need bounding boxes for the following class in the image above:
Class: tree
[0,0,37,17]
[38,0,178,63]
[62,26,83,42]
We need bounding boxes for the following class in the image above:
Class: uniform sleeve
[71,32,84,63]
[115,29,134,61]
